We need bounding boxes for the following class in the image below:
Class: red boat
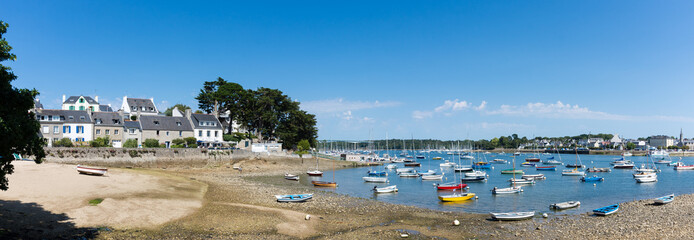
[436,183,468,190]
[525,158,541,162]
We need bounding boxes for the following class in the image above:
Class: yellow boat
[438,192,476,202]
[312,181,337,187]
[432,157,442,160]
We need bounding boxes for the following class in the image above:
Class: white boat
[284,173,300,181]
[492,186,522,194]
[439,160,456,168]
[396,168,415,173]
[418,169,436,175]
[521,174,545,180]
[385,164,397,169]
[550,201,581,210]
[543,160,563,165]
[490,211,534,221]
[374,185,398,193]
[461,155,475,160]
[421,174,444,180]
[363,176,388,183]
[621,152,633,157]
[655,159,671,164]
[454,165,473,172]
[650,149,669,159]
[635,175,657,183]
[76,165,108,176]
[634,167,658,173]
[654,194,674,204]
[562,169,585,176]
[509,178,535,185]
[492,159,507,164]
[465,170,487,177]
[398,172,419,177]
[632,172,656,179]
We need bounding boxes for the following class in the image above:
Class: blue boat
[473,162,491,169]
[581,175,604,182]
[593,204,619,216]
[521,162,535,167]
[654,194,674,204]
[547,156,555,160]
[536,166,556,171]
[367,170,388,176]
[275,194,313,203]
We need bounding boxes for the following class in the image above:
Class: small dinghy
[435,182,467,190]
[275,194,313,203]
[492,159,507,164]
[654,194,674,205]
[418,169,436,176]
[581,175,604,182]
[363,176,388,183]
[521,174,545,180]
[593,204,619,216]
[460,176,487,182]
[367,170,387,176]
[76,165,108,176]
[421,173,444,180]
[536,166,557,171]
[492,186,522,194]
[396,168,415,173]
[465,170,487,177]
[374,185,398,193]
[490,211,534,221]
[550,201,580,210]
[398,172,419,178]
[509,178,535,185]
[587,167,611,172]
[521,162,535,167]
[284,173,300,181]
[438,192,476,202]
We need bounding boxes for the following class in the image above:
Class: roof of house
[99,104,113,112]
[124,120,141,129]
[190,113,223,130]
[64,95,98,104]
[92,112,123,126]
[126,98,158,113]
[34,99,43,109]
[139,115,192,131]
[37,110,92,123]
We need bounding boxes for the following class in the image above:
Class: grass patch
[89,198,104,206]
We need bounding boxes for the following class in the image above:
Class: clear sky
[3,1,694,140]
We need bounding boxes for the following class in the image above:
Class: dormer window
[68,116,74,120]
[154,120,159,125]
[176,122,181,126]
[113,119,119,124]
[149,107,154,111]
[79,98,84,103]
[132,106,137,111]
[96,119,102,124]
[79,116,85,120]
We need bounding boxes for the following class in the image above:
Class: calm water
[304,151,694,214]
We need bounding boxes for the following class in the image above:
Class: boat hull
[439,193,475,202]
[593,204,619,216]
[436,183,467,190]
[490,211,534,221]
[550,201,580,210]
[311,181,337,187]
[654,194,674,204]
[76,165,107,176]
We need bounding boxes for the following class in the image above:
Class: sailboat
[307,157,324,176]
[493,155,523,194]
[562,148,585,176]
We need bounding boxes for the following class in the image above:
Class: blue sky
[3,1,694,140]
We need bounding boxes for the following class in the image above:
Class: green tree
[296,139,311,157]
[143,139,160,148]
[0,21,46,190]
[276,109,317,150]
[195,77,247,134]
[626,142,635,150]
[164,104,191,116]
[123,139,138,148]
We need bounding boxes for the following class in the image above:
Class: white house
[120,96,159,117]
[36,110,94,144]
[177,108,224,147]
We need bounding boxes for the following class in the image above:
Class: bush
[172,144,185,148]
[123,139,138,148]
[188,143,198,148]
[184,137,197,146]
[53,138,73,147]
[172,138,185,146]
[143,139,160,148]
[90,137,111,147]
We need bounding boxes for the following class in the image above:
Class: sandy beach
[1,157,692,239]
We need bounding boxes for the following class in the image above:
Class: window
[154,121,159,125]
[156,130,160,135]
[115,130,119,135]
[166,131,169,136]
[89,106,94,111]
[207,131,210,137]
[106,130,110,135]
[69,106,75,110]
[42,127,49,134]
[214,131,218,137]
[53,138,58,142]
[132,106,137,111]
[68,116,74,120]
[79,106,85,111]
[76,126,83,133]
[96,129,101,135]
[179,131,182,137]
[129,128,135,134]
[63,126,71,133]
[53,126,59,133]
[79,98,84,103]
[198,130,202,137]
[96,119,102,124]
[80,116,85,120]
[176,122,181,126]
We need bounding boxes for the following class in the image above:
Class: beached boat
[674,165,694,170]
[460,176,487,182]
[311,181,337,187]
[374,185,398,193]
[521,162,535,167]
[465,170,487,177]
[509,178,535,185]
[363,176,388,183]
[635,175,657,183]
[543,160,563,165]
[501,169,524,174]
[367,170,388,176]
[593,204,619,216]
[421,174,444,180]
[284,173,300,181]
[654,194,674,204]
[536,166,557,171]
[435,182,467,190]
[275,194,313,203]
[550,201,580,210]
[76,165,108,176]
[439,192,476,202]
[306,170,323,176]
[521,174,545,180]
[580,175,604,182]
[586,167,611,172]
[490,211,534,221]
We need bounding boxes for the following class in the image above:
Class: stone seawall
[41,147,303,168]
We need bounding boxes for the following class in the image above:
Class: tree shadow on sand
[0,200,101,239]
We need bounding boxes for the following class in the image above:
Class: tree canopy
[164,104,191,116]
[0,21,46,190]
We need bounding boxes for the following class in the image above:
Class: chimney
[95,95,99,103]
[185,108,192,118]
[62,94,66,103]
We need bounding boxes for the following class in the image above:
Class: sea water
[305,151,693,214]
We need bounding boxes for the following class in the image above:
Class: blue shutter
[63,126,66,133]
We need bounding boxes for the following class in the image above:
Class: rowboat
[490,211,534,221]
[275,194,313,203]
[543,160,563,165]
[421,174,444,180]
[363,176,388,183]
[438,192,476,202]
[632,172,656,179]
[492,186,522,194]
[535,166,557,171]
[374,185,398,193]
[396,168,415,173]
[460,176,487,182]
[311,181,337,187]
[76,165,108,176]
[580,175,604,182]
[307,170,324,176]
[418,169,436,175]
[492,159,507,164]
[586,167,611,172]
[464,170,487,177]
[654,194,674,204]
[284,173,299,181]
[593,204,619,216]
[635,175,657,183]
[435,182,467,190]
[674,165,694,170]
[550,201,580,210]
[521,174,545,180]
[367,170,388,176]
[501,169,524,174]
[521,162,535,167]
[561,169,585,176]
[509,178,535,184]
[398,172,419,178]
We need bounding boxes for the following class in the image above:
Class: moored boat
[454,165,473,172]
[565,164,585,168]
[432,157,442,160]
[550,201,580,210]
[492,186,522,194]
[460,176,487,182]
[635,175,657,183]
[490,211,534,221]
[655,159,671,164]
[473,162,491,169]
[509,178,535,185]
[76,165,108,176]
[525,157,541,162]
[632,172,656,179]
[674,165,694,170]
[421,174,444,180]
[363,176,388,183]
[593,204,619,216]
[580,175,604,182]
[439,192,476,202]
[435,182,467,190]
[501,169,524,174]
[492,159,507,164]
[535,166,557,171]
[312,181,337,187]
[562,169,585,176]
[398,172,420,177]
[521,162,535,167]
[418,169,436,175]
[439,160,456,168]
[543,160,563,165]
[654,194,674,204]
[396,168,415,173]
[404,162,421,167]
[385,164,397,169]
[367,170,388,176]
[465,170,487,177]
[521,173,545,180]
[613,163,635,169]
[586,167,611,172]
[374,185,398,193]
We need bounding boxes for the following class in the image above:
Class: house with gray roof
[35,109,94,146]
[123,120,143,147]
[62,95,101,112]
[120,96,159,117]
[92,111,125,147]
[179,109,223,147]
[139,115,194,148]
